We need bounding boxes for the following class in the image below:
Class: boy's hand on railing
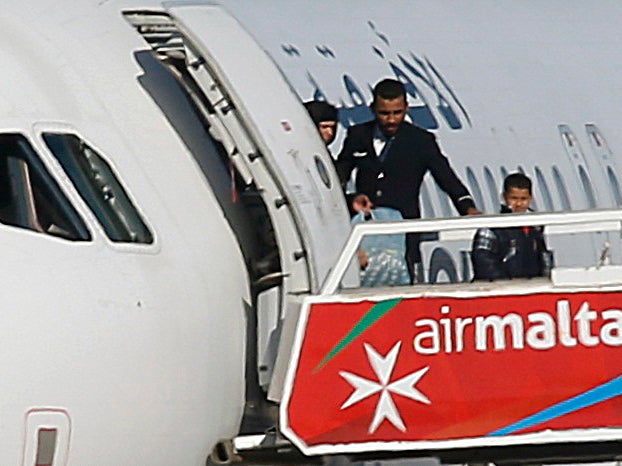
[466,207,483,215]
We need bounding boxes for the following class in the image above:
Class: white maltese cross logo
[339,341,430,434]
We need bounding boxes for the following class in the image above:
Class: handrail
[320,208,622,295]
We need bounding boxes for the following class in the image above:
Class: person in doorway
[304,100,339,148]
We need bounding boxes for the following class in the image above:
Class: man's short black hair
[503,172,532,194]
[372,78,407,106]
[303,100,338,125]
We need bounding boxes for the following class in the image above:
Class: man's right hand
[466,207,483,215]
[352,194,374,213]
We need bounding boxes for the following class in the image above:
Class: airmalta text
[413,300,622,355]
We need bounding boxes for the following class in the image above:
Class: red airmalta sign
[280,288,622,455]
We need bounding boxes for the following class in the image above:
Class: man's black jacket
[335,120,475,219]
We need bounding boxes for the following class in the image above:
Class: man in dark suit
[336,78,481,282]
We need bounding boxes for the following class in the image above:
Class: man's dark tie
[378,137,394,164]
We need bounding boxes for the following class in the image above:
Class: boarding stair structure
[236,208,622,466]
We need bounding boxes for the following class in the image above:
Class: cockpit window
[0,134,90,241]
[42,133,153,244]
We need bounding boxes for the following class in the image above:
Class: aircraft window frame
[607,167,622,207]
[0,133,91,241]
[535,166,554,212]
[42,133,153,244]
[465,167,485,213]
[577,165,597,209]
[420,180,435,218]
[483,166,498,211]
[551,165,572,211]
[435,184,452,217]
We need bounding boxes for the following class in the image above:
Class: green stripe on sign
[313,298,402,373]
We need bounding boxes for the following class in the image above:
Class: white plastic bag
[351,207,410,287]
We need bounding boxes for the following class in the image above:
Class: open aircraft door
[125,3,356,404]
[159,3,353,294]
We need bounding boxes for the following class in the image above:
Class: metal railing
[320,208,622,295]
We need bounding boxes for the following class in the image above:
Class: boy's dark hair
[372,78,407,107]
[503,172,532,194]
[303,100,337,125]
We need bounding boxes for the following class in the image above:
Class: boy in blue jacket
[472,173,553,280]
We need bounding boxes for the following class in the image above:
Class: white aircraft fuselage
[3,2,251,464]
